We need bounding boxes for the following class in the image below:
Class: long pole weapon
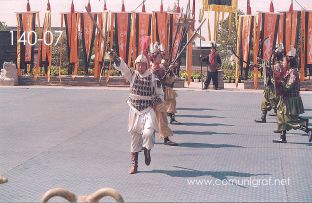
[173,3,191,62]
[162,18,206,80]
[231,37,269,69]
[168,8,184,65]
[132,0,148,12]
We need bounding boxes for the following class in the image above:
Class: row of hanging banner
[15,10,183,80]
[236,10,312,88]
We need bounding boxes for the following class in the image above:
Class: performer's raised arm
[109,50,133,82]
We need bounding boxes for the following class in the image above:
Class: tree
[0,21,8,31]
[217,10,245,60]
[217,10,245,81]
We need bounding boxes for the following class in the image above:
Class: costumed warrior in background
[273,47,312,143]
[160,47,181,125]
[149,42,178,146]
[255,44,284,123]
[109,41,164,174]
[202,42,222,90]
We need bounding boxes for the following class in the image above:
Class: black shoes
[273,131,287,143]
[255,112,267,123]
[169,114,181,124]
[143,147,151,166]
[164,137,178,146]
[272,138,287,143]
[255,119,266,123]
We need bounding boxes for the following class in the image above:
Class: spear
[162,18,206,80]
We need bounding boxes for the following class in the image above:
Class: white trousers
[128,107,158,152]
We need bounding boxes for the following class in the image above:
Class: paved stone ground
[0,87,312,202]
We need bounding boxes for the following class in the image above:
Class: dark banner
[208,0,232,6]
[81,12,97,74]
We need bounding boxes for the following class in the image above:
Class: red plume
[142,1,146,12]
[104,0,107,10]
[270,0,274,12]
[122,0,125,12]
[247,0,251,15]
[87,0,91,12]
[141,36,150,59]
[289,0,293,12]
[47,0,51,11]
[160,0,163,12]
[71,0,75,13]
[26,0,31,11]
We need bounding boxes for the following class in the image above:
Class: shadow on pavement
[287,142,312,146]
[176,114,225,119]
[177,142,244,149]
[173,130,234,136]
[177,107,216,111]
[141,166,270,181]
[181,122,234,127]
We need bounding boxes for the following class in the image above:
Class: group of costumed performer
[255,45,312,144]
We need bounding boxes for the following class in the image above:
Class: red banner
[262,13,278,61]
[116,12,130,61]
[154,12,168,50]
[21,13,35,63]
[41,12,52,65]
[278,13,284,45]
[137,13,151,57]
[94,13,104,78]
[241,15,253,68]
[81,12,96,68]
[65,13,79,64]
[285,11,298,53]
[307,12,312,64]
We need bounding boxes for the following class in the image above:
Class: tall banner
[253,15,260,89]
[307,12,312,64]
[81,12,97,75]
[40,11,52,80]
[154,12,168,50]
[169,13,183,62]
[64,12,79,77]
[284,11,300,53]
[17,12,37,74]
[300,11,306,81]
[114,12,131,62]
[106,12,115,82]
[260,13,279,61]
[278,13,284,45]
[235,16,243,84]
[130,12,152,60]
[135,13,151,58]
[94,12,108,78]
[241,15,253,68]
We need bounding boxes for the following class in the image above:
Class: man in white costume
[110,51,164,174]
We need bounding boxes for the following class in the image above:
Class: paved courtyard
[0,87,312,202]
